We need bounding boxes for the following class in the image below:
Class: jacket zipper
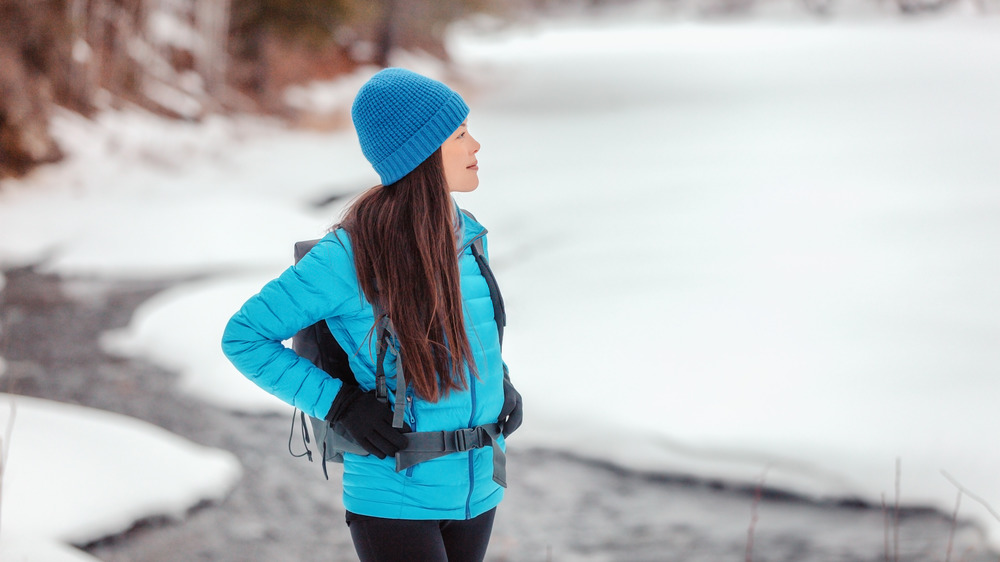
[461,226,487,517]
[465,371,477,518]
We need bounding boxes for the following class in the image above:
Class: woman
[222,68,522,561]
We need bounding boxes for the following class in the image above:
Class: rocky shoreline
[2,266,995,562]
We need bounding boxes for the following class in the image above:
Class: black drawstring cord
[288,409,313,462]
[321,442,330,480]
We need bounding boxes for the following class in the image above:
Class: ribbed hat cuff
[375,95,470,186]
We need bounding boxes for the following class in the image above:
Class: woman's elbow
[221,312,255,365]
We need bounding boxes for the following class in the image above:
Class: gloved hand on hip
[498,371,523,438]
[326,385,409,459]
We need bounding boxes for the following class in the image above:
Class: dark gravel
[2,265,996,562]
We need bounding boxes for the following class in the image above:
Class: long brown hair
[340,149,476,402]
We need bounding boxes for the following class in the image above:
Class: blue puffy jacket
[222,208,506,520]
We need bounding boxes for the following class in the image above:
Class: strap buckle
[453,427,485,452]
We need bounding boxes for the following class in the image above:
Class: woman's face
[442,121,481,193]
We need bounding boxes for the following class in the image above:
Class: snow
[0,394,241,561]
[1,7,999,557]
[0,540,101,562]
[101,274,292,412]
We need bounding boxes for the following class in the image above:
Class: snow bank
[100,273,293,412]
[0,394,241,558]
[0,539,103,562]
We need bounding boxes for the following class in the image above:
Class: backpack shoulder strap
[460,211,507,346]
[370,300,407,429]
[291,238,356,385]
[293,239,319,263]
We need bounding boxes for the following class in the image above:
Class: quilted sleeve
[221,233,365,419]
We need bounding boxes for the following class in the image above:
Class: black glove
[326,385,409,459]
[498,371,523,438]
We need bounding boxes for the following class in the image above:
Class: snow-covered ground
[0,395,241,561]
[2,7,999,557]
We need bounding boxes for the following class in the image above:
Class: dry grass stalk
[947,489,963,562]
[745,468,768,562]
[881,493,892,562]
[894,458,901,562]
[0,396,17,536]
[941,471,1000,562]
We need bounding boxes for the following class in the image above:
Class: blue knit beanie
[352,68,469,186]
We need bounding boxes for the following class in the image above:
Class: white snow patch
[101,273,292,412]
[0,394,241,557]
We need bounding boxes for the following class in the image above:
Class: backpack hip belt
[396,422,506,487]
[375,319,506,487]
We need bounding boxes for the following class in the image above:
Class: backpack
[288,213,507,482]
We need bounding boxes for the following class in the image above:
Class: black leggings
[345,508,496,562]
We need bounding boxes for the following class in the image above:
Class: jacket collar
[453,198,486,250]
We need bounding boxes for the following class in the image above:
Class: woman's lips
[468,162,479,170]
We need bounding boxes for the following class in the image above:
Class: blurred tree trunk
[0,42,64,179]
[373,0,398,68]
[194,0,232,99]
[0,0,75,179]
